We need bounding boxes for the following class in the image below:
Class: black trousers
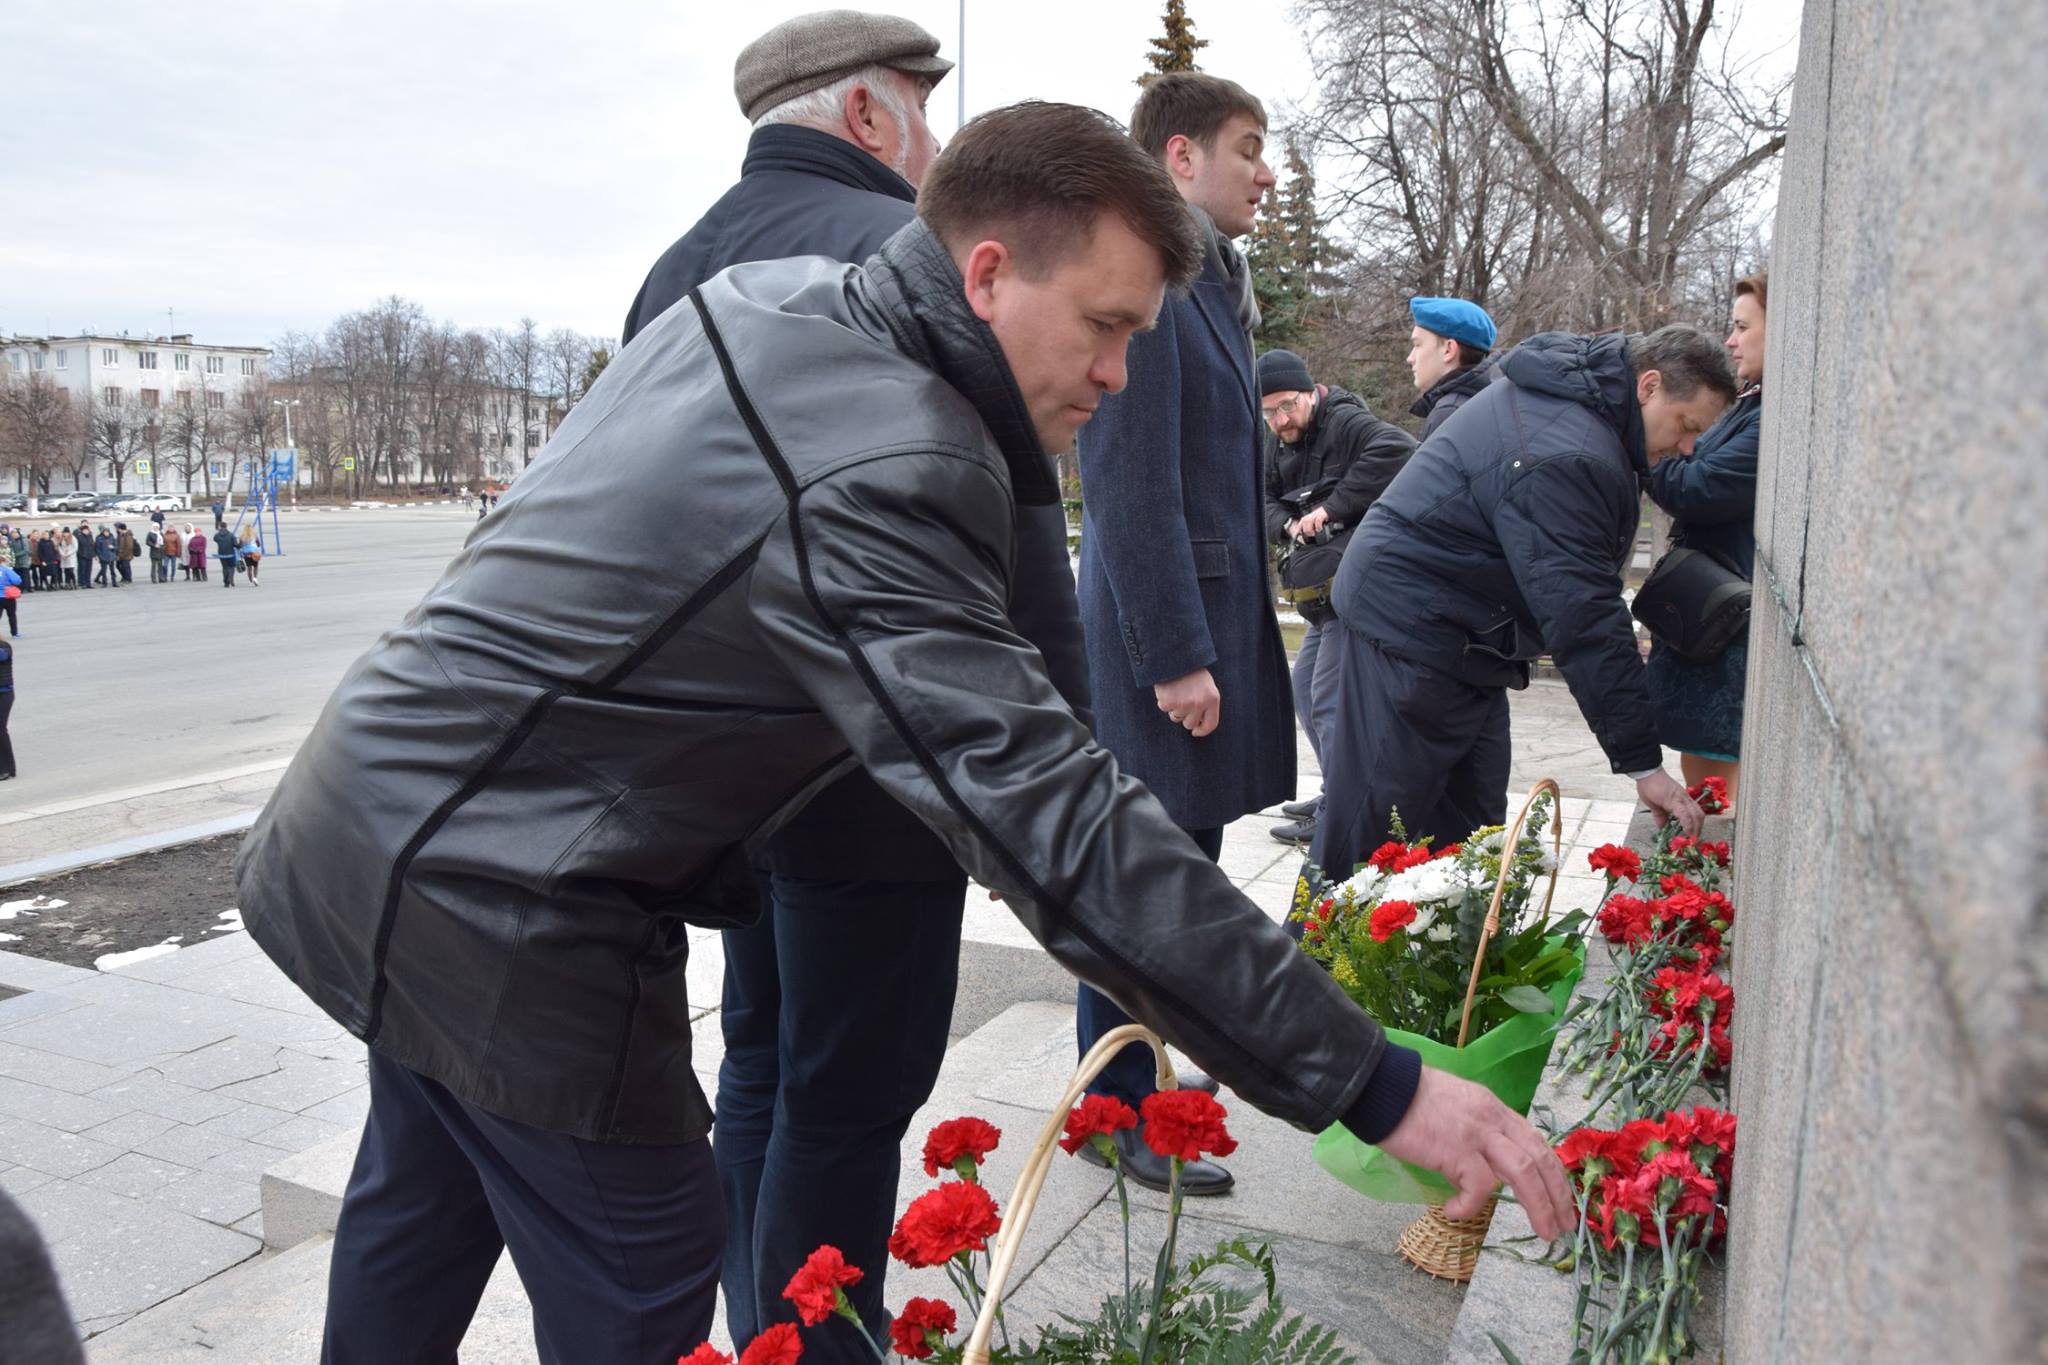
[717,871,964,1359]
[0,692,14,778]
[324,1050,722,1365]
[1307,627,1511,887]
[0,597,14,635]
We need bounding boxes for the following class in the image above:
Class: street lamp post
[272,398,300,508]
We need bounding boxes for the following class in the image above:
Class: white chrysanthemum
[1377,857,1471,907]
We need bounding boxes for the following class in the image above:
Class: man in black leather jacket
[237,103,1572,1363]
[620,14,1013,1354]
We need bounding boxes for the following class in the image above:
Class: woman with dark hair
[1643,273,1767,810]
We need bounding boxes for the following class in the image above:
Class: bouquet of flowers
[1501,1106,1737,1365]
[677,1101,1352,1365]
[1558,779,1737,1124]
[1297,786,1587,1205]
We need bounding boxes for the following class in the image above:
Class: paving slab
[16,1177,259,1322]
[0,1115,127,1177]
[86,1072,250,1126]
[999,1202,1462,1365]
[1,1002,244,1069]
[84,1234,541,1364]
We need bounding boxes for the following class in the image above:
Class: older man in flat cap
[622,9,949,341]
[625,12,1093,1356]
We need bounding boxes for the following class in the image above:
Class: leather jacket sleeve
[749,447,1390,1132]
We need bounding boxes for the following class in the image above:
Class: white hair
[753,64,919,175]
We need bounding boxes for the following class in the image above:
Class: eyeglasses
[1261,397,1302,419]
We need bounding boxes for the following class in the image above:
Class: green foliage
[1014,1239,1353,1365]
[1248,141,1341,352]
[1141,0,1208,80]
[579,346,611,398]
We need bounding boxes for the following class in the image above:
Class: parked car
[0,494,25,512]
[44,491,102,513]
[115,494,186,514]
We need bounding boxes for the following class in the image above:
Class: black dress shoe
[1280,795,1321,818]
[1170,1068,1219,1095]
[1268,817,1315,846]
[1078,1127,1234,1195]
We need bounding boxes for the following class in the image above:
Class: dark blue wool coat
[1076,249,1296,830]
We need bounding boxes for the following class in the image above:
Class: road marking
[0,759,292,826]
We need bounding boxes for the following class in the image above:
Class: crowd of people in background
[0,512,263,613]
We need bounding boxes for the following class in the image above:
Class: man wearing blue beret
[1406,296,1498,440]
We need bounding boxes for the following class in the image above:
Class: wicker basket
[1395,778,1564,1281]
[962,1022,1184,1365]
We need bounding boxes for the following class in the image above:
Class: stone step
[85,1235,539,1364]
[258,1129,357,1250]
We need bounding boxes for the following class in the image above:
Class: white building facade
[3,332,270,494]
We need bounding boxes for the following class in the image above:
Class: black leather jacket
[237,224,1407,1146]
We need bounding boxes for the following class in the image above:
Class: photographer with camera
[1258,349,1417,845]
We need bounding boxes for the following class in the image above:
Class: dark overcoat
[1075,248,1295,831]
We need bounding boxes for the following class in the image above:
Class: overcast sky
[0,1,1327,348]
[1,1,1798,350]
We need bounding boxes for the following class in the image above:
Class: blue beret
[1409,296,1497,351]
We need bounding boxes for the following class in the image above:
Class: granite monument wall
[1726,0,2045,1359]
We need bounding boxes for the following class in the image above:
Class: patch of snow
[0,932,19,943]
[95,936,184,972]
[208,907,245,934]
[0,895,66,920]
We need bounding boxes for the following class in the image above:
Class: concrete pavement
[0,508,477,874]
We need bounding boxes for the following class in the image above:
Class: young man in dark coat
[1071,73,1296,1196]
[93,528,116,586]
[1406,296,1498,440]
[73,521,93,590]
[1257,348,1417,845]
[235,102,1571,1364]
[212,523,238,587]
[635,13,1079,1353]
[1310,328,1735,888]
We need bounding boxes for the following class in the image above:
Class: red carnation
[739,1324,803,1365]
[1587,844,1642,883]
[680,1347,735,1365]
[1689,775,1729,813]
[889,1298,957,1359]
[1139,1089,1238,1162]
[1434,842,1462,859]
[1597,894,1653,944]
[1368,899,1418,942]
[1058,1093,1138,1155]
[921,1116,1001,1179]
[887,1181,1001,1268]
[782,1244,864,1327]
[1390,844,1436,873]
[1366,841,1410,873]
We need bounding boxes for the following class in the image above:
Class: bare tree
[0,372,82,498]
[83,393,153,492]
[1294,0,1790,355]
[493,318,542,468]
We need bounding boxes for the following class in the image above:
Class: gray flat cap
[735,9,953,122]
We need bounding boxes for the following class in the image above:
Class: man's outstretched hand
[1374,1065,1574,1242]
[1636,769,1705,839]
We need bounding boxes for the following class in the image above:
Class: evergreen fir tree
[1141,0,1208,81]
[1248,141,1338,349]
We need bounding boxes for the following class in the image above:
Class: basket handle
[1455,778,1564,1048]
[963,1022,1177,1365]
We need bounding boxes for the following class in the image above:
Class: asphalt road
[2,508,478,810]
